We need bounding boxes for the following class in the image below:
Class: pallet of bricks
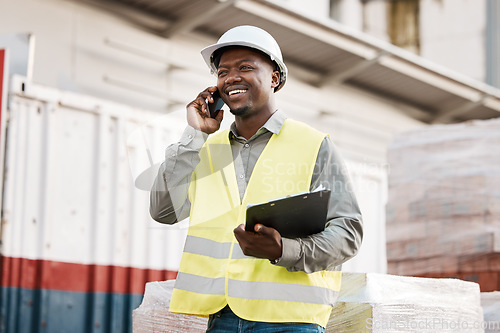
[386,118,500,291]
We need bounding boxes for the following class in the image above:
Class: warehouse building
[1,0,499,332]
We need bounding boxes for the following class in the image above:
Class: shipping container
[0,75,188,333]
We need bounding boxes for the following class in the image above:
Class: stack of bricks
[386,118,500,291]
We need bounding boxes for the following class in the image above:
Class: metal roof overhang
[90,0,500,124]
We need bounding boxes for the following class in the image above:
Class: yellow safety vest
[169,119,341,327]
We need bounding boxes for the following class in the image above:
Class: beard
[229,106,250,117]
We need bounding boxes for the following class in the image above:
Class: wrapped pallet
[133,273,484,332]
[132,280,208,332]
[327,272,484,332]
[386,118,500,290]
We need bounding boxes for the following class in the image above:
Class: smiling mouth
[228,89,247,96]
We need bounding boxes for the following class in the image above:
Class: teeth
[229,89,247,96]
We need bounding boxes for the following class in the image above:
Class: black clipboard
[245,189,331,238]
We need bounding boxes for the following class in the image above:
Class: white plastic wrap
[134,273,485,332]
[481,292,500,333]
[132,280,208,332]
[327,272,484,332]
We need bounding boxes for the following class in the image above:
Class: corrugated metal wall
[1,76,187,333]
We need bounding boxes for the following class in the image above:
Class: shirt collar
[229,110,287,140]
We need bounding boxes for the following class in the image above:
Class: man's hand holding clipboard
[245,188,331,239]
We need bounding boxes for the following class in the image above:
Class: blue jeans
[206,306,325,333]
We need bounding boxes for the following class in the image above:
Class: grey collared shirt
[150,110,363,273]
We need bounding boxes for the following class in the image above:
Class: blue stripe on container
[0,287,143,333]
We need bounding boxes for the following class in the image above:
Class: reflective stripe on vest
[231,244,254,259]
[174,272,225,295]
[228,279,339,306]
[174,272,339,306]
[169,119,340,327]
[184,234,253,260]
[183,235,232,259]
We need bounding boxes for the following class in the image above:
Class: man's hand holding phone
[186,86,225,134]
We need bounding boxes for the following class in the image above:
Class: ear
[271,70,280,89]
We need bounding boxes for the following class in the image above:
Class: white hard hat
[201,25,288,92]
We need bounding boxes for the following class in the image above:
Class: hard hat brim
[201,41,287,92]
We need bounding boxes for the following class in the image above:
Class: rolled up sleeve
[150,126,207,224]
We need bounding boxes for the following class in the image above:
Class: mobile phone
[208,89,225,118]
